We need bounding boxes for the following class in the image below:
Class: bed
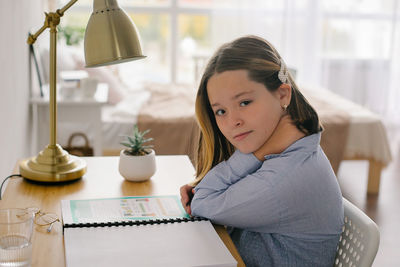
[300,85,392,194]
[91,82,391,195]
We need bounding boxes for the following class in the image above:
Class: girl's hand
[180,184,195,215]
[253,115,305,161]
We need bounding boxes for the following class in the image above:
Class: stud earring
[282,104,288,111]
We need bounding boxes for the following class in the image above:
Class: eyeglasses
[16,207,60,233]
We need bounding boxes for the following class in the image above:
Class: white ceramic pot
[118,149,156,182]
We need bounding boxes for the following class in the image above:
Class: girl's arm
[191,150,281,231]
[191,115,306,230]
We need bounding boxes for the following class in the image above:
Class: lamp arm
[27,0,79,45]
[27,23,47,45]
[57,0,79,17]
[26,0,79,148]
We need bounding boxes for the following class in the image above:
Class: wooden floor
[337,125,400,267]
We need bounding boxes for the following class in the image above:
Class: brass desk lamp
[20,0,145,182]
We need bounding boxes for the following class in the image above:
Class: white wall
[0,0,44,181]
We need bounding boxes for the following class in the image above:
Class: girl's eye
[215,109,225,116]
[240,100,252,107]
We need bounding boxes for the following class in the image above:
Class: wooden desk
[2,156,244,267]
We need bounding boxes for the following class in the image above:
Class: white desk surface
[31,83,109,106]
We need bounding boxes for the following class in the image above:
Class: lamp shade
[84,0,145,67]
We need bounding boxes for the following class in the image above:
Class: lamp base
[19,144,86,183]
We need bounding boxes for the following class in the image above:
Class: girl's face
[207,70,286,154]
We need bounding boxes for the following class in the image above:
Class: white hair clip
[278,59,288,84]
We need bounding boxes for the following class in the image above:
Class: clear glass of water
[0,209,34,267]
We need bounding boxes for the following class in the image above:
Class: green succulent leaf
[143,138,154,143]
[120,125,153,156]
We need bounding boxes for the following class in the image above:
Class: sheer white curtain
[388,1,400,124]
[208,0,400,124]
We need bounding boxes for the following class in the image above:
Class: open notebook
[61,195,237,267]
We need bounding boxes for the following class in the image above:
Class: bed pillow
[71,49,127,105]
[40,44,127,104]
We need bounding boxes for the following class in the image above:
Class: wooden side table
[1,156,245,267]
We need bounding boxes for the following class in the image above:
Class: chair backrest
[334,198,380,267]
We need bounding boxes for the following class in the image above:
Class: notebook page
[61,196,189,224]
[64,220,237,267]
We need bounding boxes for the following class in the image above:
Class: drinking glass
[0,209,34,267]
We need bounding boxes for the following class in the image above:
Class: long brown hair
[192,35,321,185]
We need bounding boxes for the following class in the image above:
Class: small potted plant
[118,125,156,182]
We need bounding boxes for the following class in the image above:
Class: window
[58,0,216,85]
[56,0,399,102]
[57,0,291,86]
[321,0,396,59]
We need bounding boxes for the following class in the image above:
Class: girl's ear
[276,84,292,107]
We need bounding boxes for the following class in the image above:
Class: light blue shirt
[191,133,344,267]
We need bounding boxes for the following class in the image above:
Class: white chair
[334,198,380,267]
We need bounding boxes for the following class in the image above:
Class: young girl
[180,36,343,266]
